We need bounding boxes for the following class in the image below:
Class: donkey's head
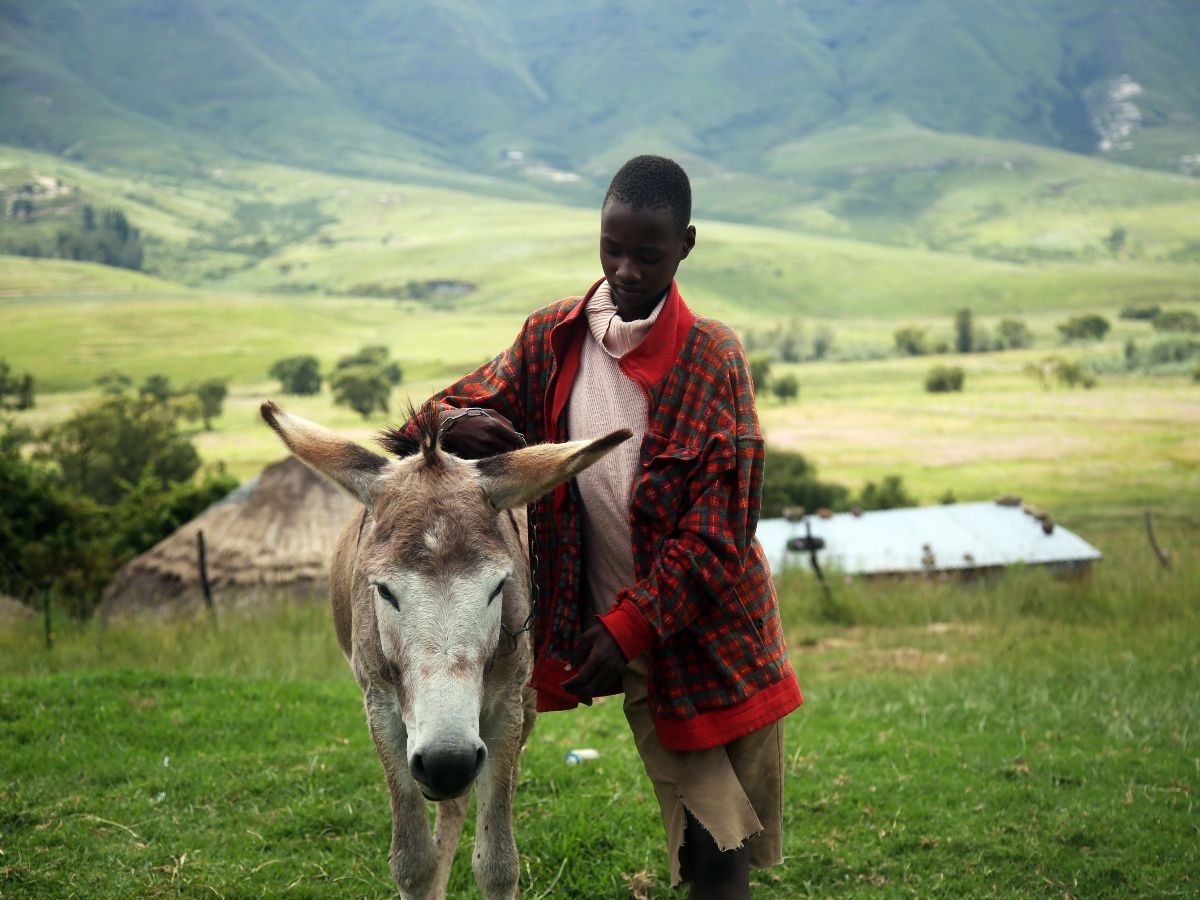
[261,401,628,799]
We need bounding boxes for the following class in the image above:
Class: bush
[1057,314,1110,342]
[1152,309,1200,334]
[269,355,322,395]
[760,448,848,518]
[771,373,799,403]
[996,318,1034,350]
[893,325,928,356]
[747,353,772,394]
[0,360,35,411]
[925,365,964,392]
[39,395,202,506]
[1120,303,1162,321]
[856,475,916,511]
[1,405,236,617]
[1145,337,1200,366]
[1024,356,1096,389]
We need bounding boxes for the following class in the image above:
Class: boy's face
[599,200,696,320]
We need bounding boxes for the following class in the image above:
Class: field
[2,137,1200,897]
[2,530,1197,898]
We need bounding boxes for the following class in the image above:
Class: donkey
[260,401,629,899]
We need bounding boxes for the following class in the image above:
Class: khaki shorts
[622,656,785,887]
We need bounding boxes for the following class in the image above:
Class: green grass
[2,529,1196,897]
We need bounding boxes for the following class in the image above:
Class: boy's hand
[562,623,626,701]
[438,408,525,459]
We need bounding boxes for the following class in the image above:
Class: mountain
[2,0,1198,188]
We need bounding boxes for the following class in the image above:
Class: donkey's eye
[375,582,399,609]
[488,580,506,604]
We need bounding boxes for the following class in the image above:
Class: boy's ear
[260,401,389,505]
[475,430,632,510]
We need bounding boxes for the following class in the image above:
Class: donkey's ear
[260,401,389,505]
[475,429,632,510]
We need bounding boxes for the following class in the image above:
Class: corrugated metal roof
[757,502,1102,576]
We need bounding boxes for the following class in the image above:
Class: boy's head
[600,155,696,320]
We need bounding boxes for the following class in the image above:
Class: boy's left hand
[562,624,626,701]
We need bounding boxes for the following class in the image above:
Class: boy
[425,155,802,897]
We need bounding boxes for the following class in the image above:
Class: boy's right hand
[438,408,526,459]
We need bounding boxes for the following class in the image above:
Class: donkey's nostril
[410,752,428,785]
[410,743,487,798]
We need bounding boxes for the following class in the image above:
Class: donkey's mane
[378,402,444,466]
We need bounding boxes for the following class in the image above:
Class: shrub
[1152,309,1200,334]
[893,325,928,356]
[39,395,203,506]
[954,308,974,353]
[1119,303,1161,321]
[760,448,848,518]
[925,365,964,392]
[0,359,35,411]
[996,318,1034,350]
[1024,356,1096,389]
[1057,314,1110,342]
[1145,337,1200,366]
[771,373,799,403]
[747,353,772,394]
[856,475,916,511]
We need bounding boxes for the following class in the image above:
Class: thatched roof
[0,593,36,623]
[98,457,360,620]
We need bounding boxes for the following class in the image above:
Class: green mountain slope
[2,0,1197,184]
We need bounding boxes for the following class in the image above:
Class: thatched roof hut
[0,593,36,623]
[98,457,359,620]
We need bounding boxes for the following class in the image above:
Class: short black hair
[603,155,692,232]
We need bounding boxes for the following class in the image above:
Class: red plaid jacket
[426,278,802,751]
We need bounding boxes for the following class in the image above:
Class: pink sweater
[566,280,664,622]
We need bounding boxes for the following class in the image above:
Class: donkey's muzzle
[410,743,487,799]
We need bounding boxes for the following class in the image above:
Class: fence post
[42,583,52,650]
[197,530,216,617]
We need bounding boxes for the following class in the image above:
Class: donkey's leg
[429,792,471,900]
[472,706,525,899]
[366,699,438,900]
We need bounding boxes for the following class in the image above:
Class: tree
[893,325,928,356]
[0,360,35,411]
[760,447,848,518]
[856,475,916,511]
[269,355,322,395]
[925,365,965,393]
[1106,226,1127,256]
[331,365,393,419]
[747,353,772,394]
[192,379,228,430]
[94,370,133,395]
[812,326,835,360]
[40,395,201,505]
[336,345,403,386]
[996,318,1034,350]
[139,373,172,404]
[771,373,799,403]
[954,308,975,354]
[1057,314,1110,342]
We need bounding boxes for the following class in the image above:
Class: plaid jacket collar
[547,278,696,440]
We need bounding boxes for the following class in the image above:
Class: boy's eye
[639,254,662,265]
